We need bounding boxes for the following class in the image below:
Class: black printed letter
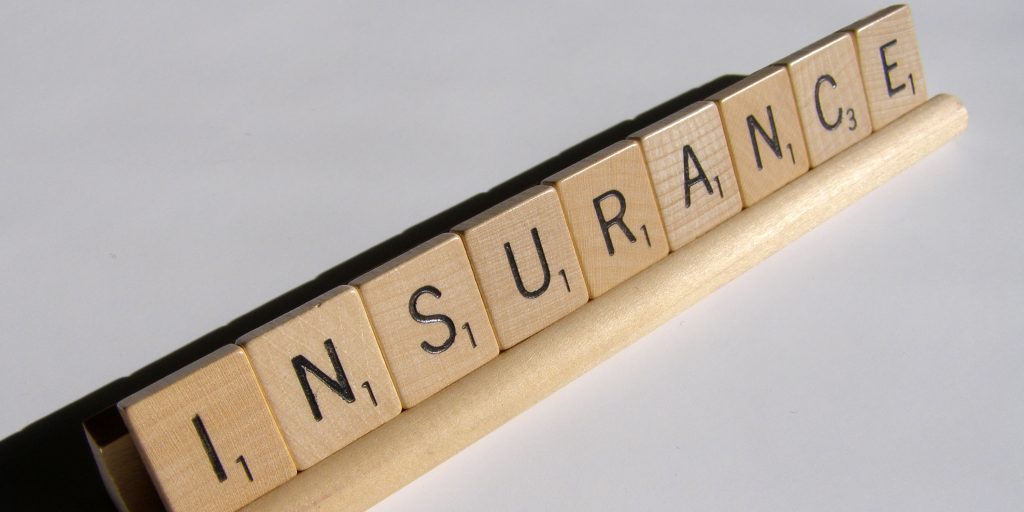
[504,227,551,299]
[291,339,355,421]
[592,189,637,256]
[192,414,228,482]
[409,285,457,354]
[814,74,842,130]
[880,39,906,97]
[681,145,714,207]
[746,105,783,170]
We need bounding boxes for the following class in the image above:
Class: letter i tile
[118,345,296,512]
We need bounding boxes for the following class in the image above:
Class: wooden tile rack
[83,5,967,511]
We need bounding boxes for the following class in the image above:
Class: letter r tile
[352,233,499,409]
[544,140,669,297]
[453,185,588,350]
[237,286,400,470]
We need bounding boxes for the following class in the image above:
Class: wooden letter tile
[778,32,873,167]
[843,4,927,129]
[352,233,499,408]
[453,185,588,349]
[543,141,669,296]
[238,285,401,470]
[710,66,810,206]
[630,101,743,250]
[118,345,296,512]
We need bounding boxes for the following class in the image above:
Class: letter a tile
[352,233,499,408]
[630,101,743,250]
[237,286,401,470]
[842,4,927,129]
[544,141,669,297]
[118,345,296,512]
[453,185,588,350]
[709,66,810,206]
[778,32,873,166]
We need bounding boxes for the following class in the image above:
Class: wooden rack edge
[226,93,966,511]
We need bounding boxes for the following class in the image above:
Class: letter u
[504,227,551,299]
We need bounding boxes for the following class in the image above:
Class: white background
[2,2,1021,510]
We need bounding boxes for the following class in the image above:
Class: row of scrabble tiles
[114,5,927,512]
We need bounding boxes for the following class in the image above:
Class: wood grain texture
[84,408,163,512]
[544,140,669,297]
[843,4,927,129]
[452,185,588,350]
[243,95,967,512]
[778,32,873,166]
[352,233,499,408]
[630,101,742,250]
[709,66,810,206]
[237,286,400,470]
[118,345,295,512]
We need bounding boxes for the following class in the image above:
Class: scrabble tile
[352,233,499,408]
[118,345,295,512]
[778,32,873,166]
[543,140,669,296]
[709,66,810,206]
[843,4,927,129]
[453,185,588,349]
[238,285,401,470]
[630,101,743,250]
[84,407,163,512]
